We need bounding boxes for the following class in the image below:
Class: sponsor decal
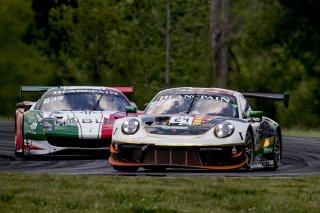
[191,117,209,126]
[232,146,237,155]
[250,162,264,169]
[149,94,232,109]
[254,137,274,152]
[30,122,38,130]
[82,118,93,123]
[149,100,165,108]
[169,116,194,126]
[43,96,64,105]
[53,117,113,125]
[76,118,113,124]
[192,118,203,126]
[55,119,68,126]
[251,159,271,169]
[52,89,119,96]
[158,94,230,103]
[264,147,273,154]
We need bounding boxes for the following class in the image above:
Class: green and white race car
[15,86,138,157]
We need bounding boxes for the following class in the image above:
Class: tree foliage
[0,0,319,127]
[229,0,320,126]
[0,0,55,116]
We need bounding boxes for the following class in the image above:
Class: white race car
[109,87,288,172]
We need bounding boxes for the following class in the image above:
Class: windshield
[39,91,130,112]
[144,92,238,118]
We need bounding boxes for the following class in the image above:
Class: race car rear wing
[20,85,135,98]
[242,92,289,108]
[111,86,134,97]
[19,85,56,98]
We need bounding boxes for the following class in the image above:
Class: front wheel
[112,166,139,172]
[14,137,25,158]
[243,130,254,170]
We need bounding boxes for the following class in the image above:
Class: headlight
[214,122,234,138]
[121,119,140,135]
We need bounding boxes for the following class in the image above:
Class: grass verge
[0,173,319,213]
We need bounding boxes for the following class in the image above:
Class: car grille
[48,137,111,148]
[115,143,245,167]
[143,148,201,166]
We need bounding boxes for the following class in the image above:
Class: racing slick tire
[266,132,281,171]
[14,117,24,158]
[243,129,254,170]
[112,166,139,172]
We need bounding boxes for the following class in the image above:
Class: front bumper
[24,138,111,155]
[109,141,247,170]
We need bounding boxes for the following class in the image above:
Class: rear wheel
[14,117,24,158]
[268,132,281,171]
[16,140,25,158]
[112,166,139,172]
[14,145,23,157]
[243,130,254,170]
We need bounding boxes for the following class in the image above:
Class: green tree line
[1,0,319,127]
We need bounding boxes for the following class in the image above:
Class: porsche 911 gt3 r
[109,87,289,171]
[15,86,138,157]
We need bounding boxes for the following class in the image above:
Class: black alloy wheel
[243,130,254,170]
[268,132,281,171]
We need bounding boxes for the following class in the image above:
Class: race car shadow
[111,168,278,177]
[20,150,110,161]
[110,168,277,177]
[111,167,271,176]
[139,168,252,174]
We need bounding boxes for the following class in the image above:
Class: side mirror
[16,102,26,108]
[130,102,137,108]
[249,111,263,119]
[125,106,137,113]
[143,103,149,110]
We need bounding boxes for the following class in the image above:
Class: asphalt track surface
[1,120,320,176]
